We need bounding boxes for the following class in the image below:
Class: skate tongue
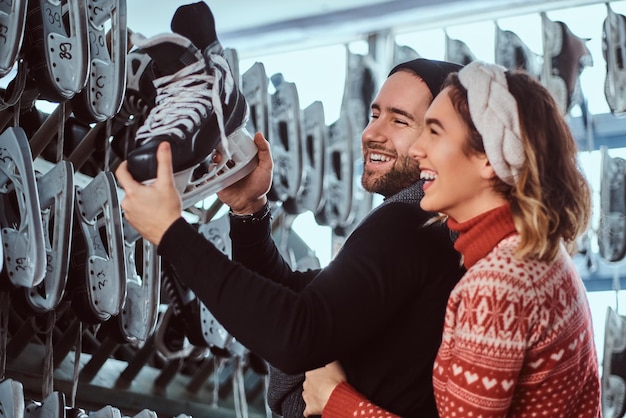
[131,32,202,78]
[171,1,218,51]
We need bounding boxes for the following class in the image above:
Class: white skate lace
[135,54,234,160]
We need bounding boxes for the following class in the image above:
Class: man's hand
[216,132,273,214]
[115,141,182,245]
[303,361,347,417]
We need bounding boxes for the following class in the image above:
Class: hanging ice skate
[445,32,476,66]
[24,160,75,314]
[392,42,420,67]
[67,171,125,324]
[193,215,237,350]
[242,61,270,139]
[541,12,593,116]
[0,379,24,418]
[157,218,233,356]
[0,127,46,288]
[0,0,27,78]
[602,306,626,418]
[283,100,327,216]
[315,114,353,228]
[602,2,626,116]
[494,23,542,79]
[116,218,160,344]
[71,0,128,124]
[599,147,626,263]
[22,0,89,102]
[267,73,303,203]
[333,49,376,235]
[0,0,28,111]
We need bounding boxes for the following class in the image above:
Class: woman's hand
[303,361,346,417]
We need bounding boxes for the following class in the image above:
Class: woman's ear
[479,155,497,180]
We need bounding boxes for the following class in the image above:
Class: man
[116,58,464,417]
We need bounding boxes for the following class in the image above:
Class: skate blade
[26,160,75,314]
[181,128,258,208]
[0,0,27,78]
[118,218,160,344]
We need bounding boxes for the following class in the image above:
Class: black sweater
[158,194,464,417]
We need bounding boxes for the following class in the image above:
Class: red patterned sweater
[322,204,601,418]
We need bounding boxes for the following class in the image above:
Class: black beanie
[388,58,463,97]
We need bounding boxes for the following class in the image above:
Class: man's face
[360,71,432,197]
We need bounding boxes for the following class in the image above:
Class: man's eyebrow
[371,103,416,121]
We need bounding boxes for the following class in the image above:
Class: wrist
[229,197,268,216]
[229,200,271,224]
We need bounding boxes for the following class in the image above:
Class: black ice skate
[126,2,257,206]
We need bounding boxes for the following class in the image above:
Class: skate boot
[126,1,257,206]
[109,48,159,162]
[603,3,626,116]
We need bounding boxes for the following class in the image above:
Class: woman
[302,61,601,417]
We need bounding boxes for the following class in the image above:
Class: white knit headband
[457,61,525,185]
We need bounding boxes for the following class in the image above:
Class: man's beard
[361,156,420,198]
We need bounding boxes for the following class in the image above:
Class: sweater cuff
[323,382,368,418]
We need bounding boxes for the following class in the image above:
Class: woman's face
[410,87,496,223]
